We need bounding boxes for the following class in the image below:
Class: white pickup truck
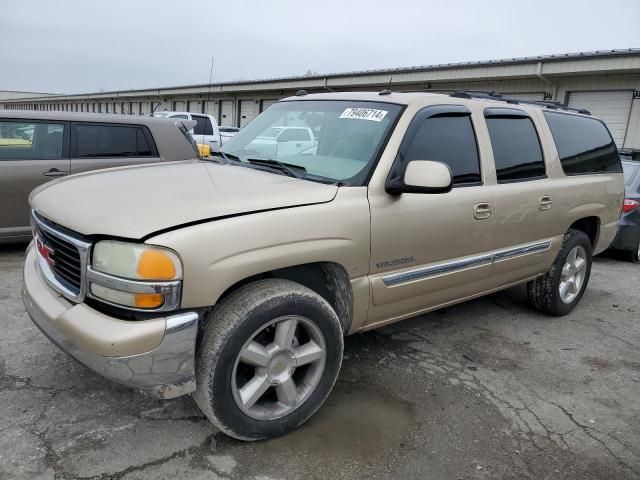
[154,111,222,152]
[245,126,316,157]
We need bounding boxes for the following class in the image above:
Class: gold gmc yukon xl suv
[22,91,624,440]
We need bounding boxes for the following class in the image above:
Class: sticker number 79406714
[339,108,388,122]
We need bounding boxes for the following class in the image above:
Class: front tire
[193,279,344,441]
[527,229,592,316]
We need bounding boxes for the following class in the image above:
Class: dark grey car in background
[0,111,199,243]
[609,149,640,261]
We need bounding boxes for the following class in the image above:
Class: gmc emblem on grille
[36,237,55,266]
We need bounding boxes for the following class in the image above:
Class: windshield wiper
[210,151,241,163]
[247,158,306,179]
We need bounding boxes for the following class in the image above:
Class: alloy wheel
[559,245,588,303]
[231,315,326,420]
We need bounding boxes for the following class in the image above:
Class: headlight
[89,240,183,311]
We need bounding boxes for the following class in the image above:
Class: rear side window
[75,124,156,158]
[622,162,639,188]
[404,115,481,185]
[484,112,545,183]
[0,120,65,160]
[544,112,621,175]
[193,115,214,136]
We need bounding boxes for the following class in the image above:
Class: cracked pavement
[1,243,639,479]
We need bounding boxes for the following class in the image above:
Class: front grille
[32,212,91,302]
[37,225,82,292]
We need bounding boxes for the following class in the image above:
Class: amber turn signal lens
[134,293,164,309]
[137,250,177,280]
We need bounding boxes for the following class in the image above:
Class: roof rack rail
[449,91,591,115]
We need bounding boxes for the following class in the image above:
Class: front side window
[75,124,154,158]
[403,115,481,185]
[0,120,65,160]
[485,114,545,182]
[221,100,403,185]
[544,111,621,175]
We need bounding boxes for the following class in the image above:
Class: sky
[1,0,639,94]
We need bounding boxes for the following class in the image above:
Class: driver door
[366,105,496,328]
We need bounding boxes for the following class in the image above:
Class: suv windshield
[220,100,403,185]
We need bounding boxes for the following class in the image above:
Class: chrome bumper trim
[382,239,552,287]
[22,281,199,399]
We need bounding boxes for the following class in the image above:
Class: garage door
[261,99,278,112]
[173,100,186,112]
[188,100,202,113]
[220,101,234,126]
[140,102,151,115]
[568,91,633,147]
[239,100,258,127]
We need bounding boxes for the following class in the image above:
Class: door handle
[539,195,553,211]
[474,202,493,220]
[43,168,67,177]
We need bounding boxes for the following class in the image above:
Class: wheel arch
[568,216,600,248]
[215,261,354,334]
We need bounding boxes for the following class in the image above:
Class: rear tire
[527,229,592,316]
[193,278,343,441]
[628,237,640,263]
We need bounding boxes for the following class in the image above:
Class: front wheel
[527,229,593,316]
[193,279,344,441]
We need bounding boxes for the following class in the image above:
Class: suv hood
[30,160,338,239]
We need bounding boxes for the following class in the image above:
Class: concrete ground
[1,242,639,480]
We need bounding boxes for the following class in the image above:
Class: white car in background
[153,111,222,152]
[219,126,240,147]
[245,126,316,157]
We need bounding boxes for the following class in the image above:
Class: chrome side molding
[382,239,552,287]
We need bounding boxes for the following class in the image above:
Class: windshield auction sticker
[339,108,388,122]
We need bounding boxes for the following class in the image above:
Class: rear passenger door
[484,108,559,283]
[69,122,160,174]
[0,119,69,236]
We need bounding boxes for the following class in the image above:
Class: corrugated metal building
[2,49,640,148]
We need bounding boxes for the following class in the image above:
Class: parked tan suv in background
[0,111,199,243]
[22,91,624,440]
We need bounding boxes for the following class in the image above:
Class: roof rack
[449,91,591,115]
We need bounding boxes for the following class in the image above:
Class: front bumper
[22,245,199,399]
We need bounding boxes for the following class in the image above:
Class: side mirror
[386,160,453,194]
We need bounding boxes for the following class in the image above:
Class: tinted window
[76,124,152,157]
[193,116,207,135]
[136,129,152,156]
[404,115,481,185]
[544,112,621,175]
[203,117,214,136]
[622,162,639,188]
[279,129,310,142]
[485,116,545,182]
[0,121,65,160]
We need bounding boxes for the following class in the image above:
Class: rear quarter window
[543,112,622,175]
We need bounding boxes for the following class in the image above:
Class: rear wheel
[193,278,343,441]
[629,237,640,263]
[527,229,592,316]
